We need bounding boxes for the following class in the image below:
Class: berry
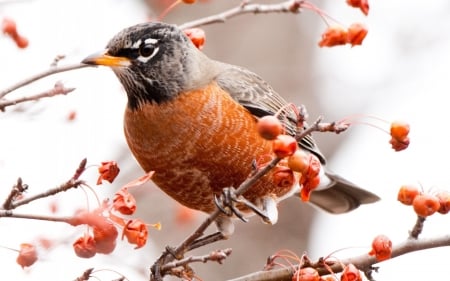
[257,115,283,140]
[368,234,392,262]
[272,135,297,158]
[412,194,440,217]
[397,185,420,206]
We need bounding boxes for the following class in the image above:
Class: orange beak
[82,50,131,67]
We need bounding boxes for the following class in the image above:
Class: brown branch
[0,209,74,223]
[7,179,84,209]
[162,248,232,274]
[0,81,75,111]
[409,215,426,239]
[178,0,305,30]
[2,159,87,210]
[227,235,450,281]
[0,63,88,99]
[2,177,28,210]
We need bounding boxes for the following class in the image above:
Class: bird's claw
[214,187,272,223]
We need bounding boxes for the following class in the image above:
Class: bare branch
[178,0,305,30]
[0,81,75,111]
[0,63,88,99]
[227,235,450,281]
[2,159,87,210]
[162,248,232,274]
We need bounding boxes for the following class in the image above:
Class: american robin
[82,22,379,235]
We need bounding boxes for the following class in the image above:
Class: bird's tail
[308,170,380,214]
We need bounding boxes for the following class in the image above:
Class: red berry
[272,135,297,158]
[412,194,440,217]
[341,263,362,281]
[14,35,29,49]
[182,0,196,3]
[390,121,410,142]
[293,267,319,281]
[183,28,205,50]
[2,17,17,36]
[257,115,283,140]
[397,185,420,206]
[288,149,309,173]
[368,234,392,262]
[437,191,450,214]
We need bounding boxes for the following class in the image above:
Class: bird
[82,22,379,236]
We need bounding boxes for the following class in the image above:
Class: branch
[0,63,88,99]
[178,0,304,30]
[2,158,87,210]
[227,235,450,281]
[0,81,75,111]
[161,248,232,273]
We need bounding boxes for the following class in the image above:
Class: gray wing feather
[215,64,326,163]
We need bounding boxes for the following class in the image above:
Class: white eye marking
[137,46,159,63]
[144,38,158,44]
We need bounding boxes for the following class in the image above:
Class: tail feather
[308,171,380,214]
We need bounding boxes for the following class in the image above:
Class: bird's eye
[139,43,156,57]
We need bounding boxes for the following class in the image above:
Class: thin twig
[8,179,84,209]
[178,0,305,30]
[2,177,28,210]
[409,216,426,239]
[0,81,75,111]
[0,63,88,99]
[161,248,232,273]
[0,209,73,223]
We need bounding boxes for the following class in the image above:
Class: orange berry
[14,35,29,49]
[341,263,362,281]
[293,267,320,281]
[346,0,369,16]
[412,194,440,217]
[257,115,283,140]
[347,23,368,47]
[113,187,137,215]
[272,166,295,188]
[182,0,196,3]
[183,28,205,50]
[288,149,309,174]
[16,243,38,268]
[272,135,297,158]
[390,121,410,142]
[2,17,17,36]
[93,221,118,254]
[437,191,450,214]
[122,219,149,249]
[97,161,120,185]
[73,234,97,258]
[397,185,420,206]
[368,234,392,262]
[318,25,348,48]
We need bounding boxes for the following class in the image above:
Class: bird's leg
[214,187,274,224]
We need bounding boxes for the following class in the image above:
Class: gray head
[82,22,211,110]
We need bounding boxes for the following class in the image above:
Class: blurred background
[1,0,450,280]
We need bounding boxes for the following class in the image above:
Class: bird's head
[82,22,213,110]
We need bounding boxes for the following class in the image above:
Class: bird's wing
[215,64,326,163]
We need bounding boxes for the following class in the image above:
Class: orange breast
[124,82,294,213]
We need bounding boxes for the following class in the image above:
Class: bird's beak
[81,50,131,67]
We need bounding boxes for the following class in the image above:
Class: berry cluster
[397,185,450,217]
[257,115,321,201]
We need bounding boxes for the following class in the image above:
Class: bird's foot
[214,187,273,223]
